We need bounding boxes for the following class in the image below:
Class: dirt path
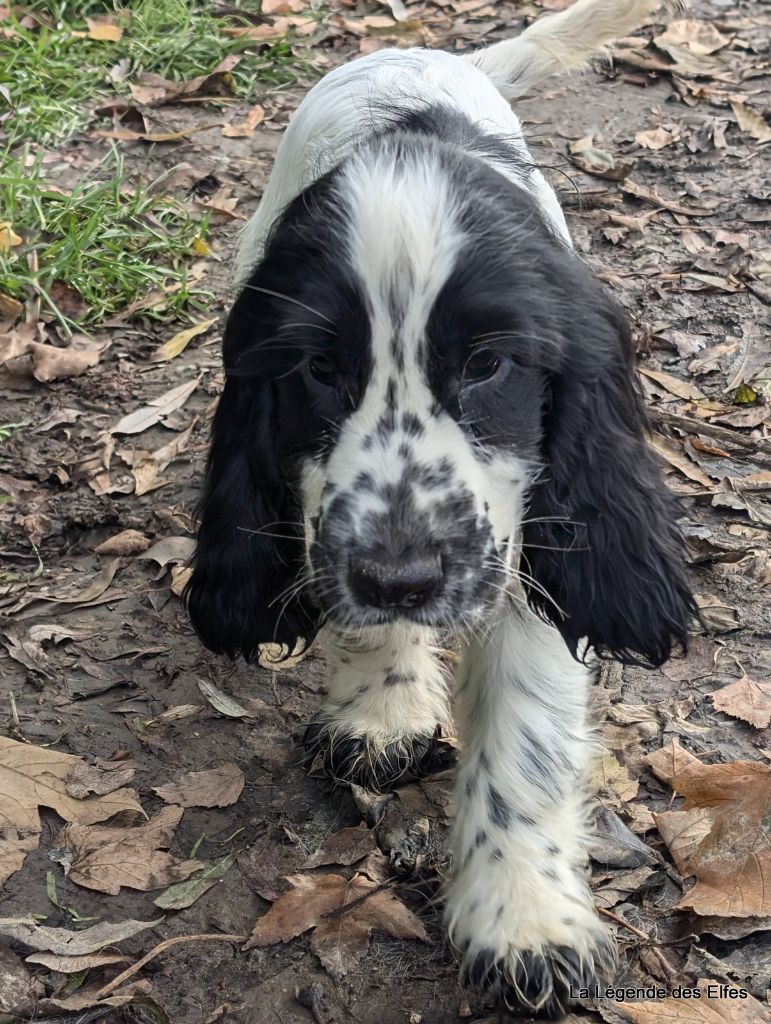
[1,2,770,1022]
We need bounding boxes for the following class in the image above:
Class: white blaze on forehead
[338,144,465,348]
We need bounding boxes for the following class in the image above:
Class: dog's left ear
[522,275,696,668]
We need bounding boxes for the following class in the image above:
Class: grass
[0,0,317,328]
[0,147,211,329]
[1,0,309,148]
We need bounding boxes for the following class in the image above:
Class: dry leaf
[652,748,771,917]
[730,99,771,144]
[72,15,123,41]
[623,179,716,217]
[650,435,714,489]
[593,753,639,804]
[0,221,22,252]
[0,737,143,884]
[110,378,198,435]
[25,951,129,973]
[127,56,242,107]
[222,104,265,138]
[0,917,162,955]
[95,529,152,556]
[154,851,237,910]
[640,367,708,402]
[244,872,427,979]
[197,678,250,718]
[257,637,309,669]
[139,535,195,568]
[153,763,245,808]
[0,332,110,382]
[612,978,767,1023]
[53,806,201,895]
[303,826,377,868]
[93,124,214,143]
[635,126,680,150]
[709,675,771,730]
[150,317,217,362]
[655,20,734,56]
[65,762,137,799]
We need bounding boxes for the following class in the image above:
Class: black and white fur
[187,0,694,1016]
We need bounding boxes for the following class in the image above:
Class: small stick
[94,933,245,999]
[598,907,679,981]
[650,408,771,459]
[321,877,399,921]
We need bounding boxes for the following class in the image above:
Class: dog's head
[187,122,695,666]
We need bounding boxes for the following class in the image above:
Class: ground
[1,1,770,1023]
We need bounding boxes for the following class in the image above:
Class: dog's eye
[308,355,339,385]
[463,349,501,384]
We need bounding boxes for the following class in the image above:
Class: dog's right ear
[185,374,317,659]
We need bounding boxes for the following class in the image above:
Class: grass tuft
[0,147,210,329]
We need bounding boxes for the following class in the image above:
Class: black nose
[348,550,443,609]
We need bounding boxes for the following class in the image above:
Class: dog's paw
[447,838,616,1018]
[303,721,452,792]
[462,933,616,1019]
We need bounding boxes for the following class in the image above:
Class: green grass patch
[1,0,311,148]
[0,146,210,330]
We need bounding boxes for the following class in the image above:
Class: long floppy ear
[522,280,696,668]
[185,375,317,659]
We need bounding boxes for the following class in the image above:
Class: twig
[94,933,245,999]
[321,877,399,920]
[598,907,679,981]
[650,408,771,459]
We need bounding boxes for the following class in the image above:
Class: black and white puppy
[187,0,694,1015]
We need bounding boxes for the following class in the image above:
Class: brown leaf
[72,15,123,42]
[93,124,215,143]
[25,951,129,973]
[653,754,771,917]
[709,675,771,730]
[244,872,427,979]
[0,737,143,884]
[0,917,162,956]
[95,529,152,556]
[0,331,110,382]
[612,979,766,1023]
[153,763,245,808]
[640,367,708,402]
[623,179,717,217]
[655,20,734,56]
[650,435,714,490]
[635,126,680,150]
[303,826,377,868]
[127,56,242,107]
[730,99,771,145]
[54,806,201,895]
[65,762,137,799]
[222,104,265,138]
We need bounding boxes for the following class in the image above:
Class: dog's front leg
[304,624,452,792]
[447,609,615,1018]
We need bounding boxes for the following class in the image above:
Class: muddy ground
[1,1,770,1022]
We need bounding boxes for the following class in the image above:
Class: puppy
[187,0,694,1015]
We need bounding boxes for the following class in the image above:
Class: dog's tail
[465,0,680,100]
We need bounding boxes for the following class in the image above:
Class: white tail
[466,0,681,100]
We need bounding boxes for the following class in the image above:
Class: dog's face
[187,128,694,665]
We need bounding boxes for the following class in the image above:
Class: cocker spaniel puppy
[187,0,694,1015]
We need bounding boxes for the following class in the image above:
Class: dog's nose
[348,550,443,609]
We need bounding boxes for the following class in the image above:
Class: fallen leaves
[244,872,427,979]
[0,737,143,885]
[0,329,110,382]
[150,317,217,362]
[730,98,771,145]
[709,673,771,730]
[649,742,771,917]
[222,104,265,138]
[110,378,198,434]
[52,806,201,895]
[153,763,245,808]
[0,916,162,955]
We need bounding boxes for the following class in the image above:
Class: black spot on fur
[487,784,513,829]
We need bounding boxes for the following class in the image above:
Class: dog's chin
[318,594,492,633]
